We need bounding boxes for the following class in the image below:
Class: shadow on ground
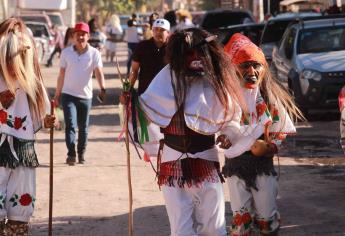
[31,205,169,236]
[30,164,345,236]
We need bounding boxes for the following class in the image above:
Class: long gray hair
[0,18,47,122]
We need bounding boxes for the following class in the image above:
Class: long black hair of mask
[165,28,241,115]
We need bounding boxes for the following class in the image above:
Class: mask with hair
[0,17,46,121]
[184,32,217,77]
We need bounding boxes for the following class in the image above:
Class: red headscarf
[224,33,266,66]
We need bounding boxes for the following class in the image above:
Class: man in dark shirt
[128,18,170,95]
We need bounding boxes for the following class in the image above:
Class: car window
[48,14,63,26]
[220,24,264,46]
[279,27,296,59]
[261,20,292,44]
[26,24,49,38]
[201,11,253,29]
[20,16,47,24]
[298,26,345,54]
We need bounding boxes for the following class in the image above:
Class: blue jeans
[61,93,92,158]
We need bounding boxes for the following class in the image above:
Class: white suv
[272,17,345,114]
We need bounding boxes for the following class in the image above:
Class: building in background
[0,0,75,26]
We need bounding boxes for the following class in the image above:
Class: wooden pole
[115,55,133,236]
[48,100,55,236]
[125,109,133,236]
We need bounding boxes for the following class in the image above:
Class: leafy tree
[198,0,220,10]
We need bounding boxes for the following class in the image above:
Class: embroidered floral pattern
[269,105,279,123]
[254,214,280,234]
[9,193,35,208]
[0,194,5,209]
[231,207,253,236]
[256,102,268,118]
[0,109,26,130]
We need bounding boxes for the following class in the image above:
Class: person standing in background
[123,19,141,76]
[105,14,123,63]
[175,9,195,30]
[63,27,75,48]
[88,18,106,51]
[54,22,106,166]
[143,12,159,40]
[46,24,64,67]
[122,18,170,99]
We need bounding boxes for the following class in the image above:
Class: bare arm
[94,67,106,90]
[128,60,140,89]
[54,68,66,107]
[94,67,106,103]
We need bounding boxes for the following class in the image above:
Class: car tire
[288,77,309,118]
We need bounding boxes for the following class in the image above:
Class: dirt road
[30,44,345,235]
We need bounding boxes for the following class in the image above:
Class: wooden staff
[49,100,55,236]
[115,56,133,236]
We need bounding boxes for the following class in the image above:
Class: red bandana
[224,33,266,66]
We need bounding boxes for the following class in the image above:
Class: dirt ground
[29,44,345,236]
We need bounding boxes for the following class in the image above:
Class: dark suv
[272,17,345,113]
[199,9,254,34]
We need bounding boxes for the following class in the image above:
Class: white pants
[162,181,227,236]
[227,175,280,235]
[0,166,36,222]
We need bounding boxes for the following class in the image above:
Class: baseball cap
[152,19,170,31]
[74,22,90,33]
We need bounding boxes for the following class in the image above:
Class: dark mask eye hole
[239,62,262,70]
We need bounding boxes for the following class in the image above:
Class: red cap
[74,22,89,33]
[224,33,266,66]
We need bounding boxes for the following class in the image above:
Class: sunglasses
[239,62,263,70]
[155,20,165,24]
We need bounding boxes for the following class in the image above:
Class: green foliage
[198,0,220,10]
[76,0,134,22]
[76,0,163,24]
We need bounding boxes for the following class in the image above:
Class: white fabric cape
[136,64,240,162]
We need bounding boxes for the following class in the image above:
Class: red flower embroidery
[241,212,252,224]
[233,213,243,226]
[19,193,32,206]
[14,117,22,129]
[257,220,269,230]
[256,103,267,117]
[0,110,7,124]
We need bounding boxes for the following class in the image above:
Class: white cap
[152,19,170,31]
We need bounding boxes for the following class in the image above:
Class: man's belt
[163,133,215,154]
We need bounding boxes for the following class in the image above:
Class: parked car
[199,9,255,34]
[259,12,322,62]
[17,13,53,29]
[46,11,66,32]
[25,21,54,64]
[272,17,345,113]
[218,22,265,46]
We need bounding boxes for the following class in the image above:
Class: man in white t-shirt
[54,22,106,165]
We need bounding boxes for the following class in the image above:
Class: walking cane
[115,57,133,236]
[48,100,55,236]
